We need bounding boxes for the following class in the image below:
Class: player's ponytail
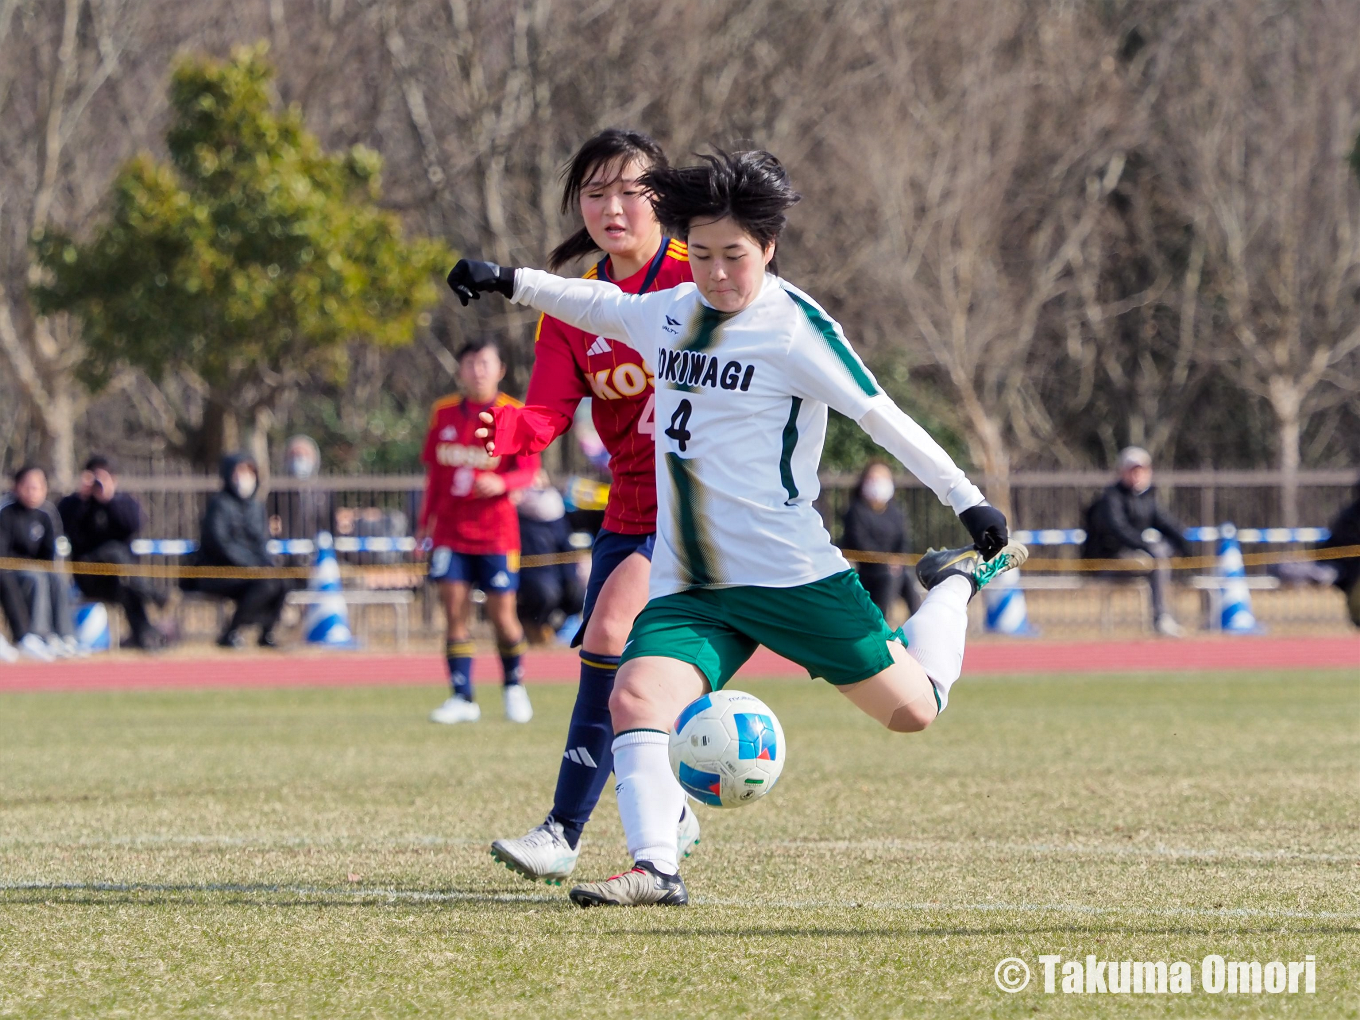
[548,128,668,270]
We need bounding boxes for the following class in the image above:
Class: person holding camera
[57,455,167,650]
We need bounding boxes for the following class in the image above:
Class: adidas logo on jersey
[564,746,598,767]
[586,336,611,357]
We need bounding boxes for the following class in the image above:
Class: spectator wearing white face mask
[268,435,334,547]
[840,461,919,624]
[186,453,288,648]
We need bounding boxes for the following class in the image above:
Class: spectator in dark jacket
[0,465,77,659]
[57,456,166,650]
[840,461,921,623]
[515,471,584,642]
[1082,446,1190,636]
[189,453,287,648]
[1320,477,1360,628]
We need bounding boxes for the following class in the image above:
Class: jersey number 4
[637,393,655,437]
[664,399,693,452]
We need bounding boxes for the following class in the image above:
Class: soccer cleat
[677,803,701,861]
[0,634,18,663]
[503,683,533,723]
[916,541,1029,597]
[569,860,689,908]
[490,816,579,885]
[430,696,481,724]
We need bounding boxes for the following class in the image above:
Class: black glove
[959,502,1009,561]
[446,260,516,306]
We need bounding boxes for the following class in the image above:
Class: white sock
[612,730,684,873]
[900,574,971,711]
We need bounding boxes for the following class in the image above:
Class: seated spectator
[1320,476,1360,628]
[186,453,287,648]
[516,471,585,642]
[840,461,920,625]
[0,465,77,659]
[268,435,334,542]
[57,456,168,650]
[1082,446,1190,637]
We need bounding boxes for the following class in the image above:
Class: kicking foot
[503,683,533,723]
[569,860,688,908]
[916,541,1029,597]
[430,696,481,724]
[490,816,579,885]
[677,803,701,861]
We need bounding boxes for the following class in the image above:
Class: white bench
[1189,575,1280,633]
[285,589,414,649]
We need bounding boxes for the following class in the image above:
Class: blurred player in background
[473,129,697,884]
[420,337,539,724]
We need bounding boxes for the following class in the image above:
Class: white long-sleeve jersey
[512,269,985,599]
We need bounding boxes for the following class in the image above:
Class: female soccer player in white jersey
[447,150,1027,907]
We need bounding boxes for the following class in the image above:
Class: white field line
[1,834,1353,864]
[0,835,488,848]
[0,881,1355,921]
[738,839,1360,864]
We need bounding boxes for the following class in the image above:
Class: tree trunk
[1269,378,1301,527]
[36,374,78,491]
[250,406,273,496]
[959,391,1013,518]
[201,400,239,471]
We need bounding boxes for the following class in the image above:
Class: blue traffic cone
[303,532,356,646]
[983,566,1037,635]
[73,599,111,651]
[1216,524,1260,633]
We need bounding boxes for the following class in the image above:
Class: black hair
[456,335,500,362]
[548,128,669,270]
[84,454,115,474]
[640,150,800,274]
[13,463,45,486]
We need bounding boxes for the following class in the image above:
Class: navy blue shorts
[429,547,520,592]
[574,530,656,647]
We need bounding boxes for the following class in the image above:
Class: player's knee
[887,702,936,733]
[608,676,657,726]
[583,611,631,656]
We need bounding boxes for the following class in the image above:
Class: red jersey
[419,393,539,554]
[490,239,691,534]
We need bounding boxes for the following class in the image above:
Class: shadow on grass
[0,881,563,909]
[3,884,1356,937]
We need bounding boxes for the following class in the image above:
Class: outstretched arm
[448,260,658,350]
[782,297,1007,556]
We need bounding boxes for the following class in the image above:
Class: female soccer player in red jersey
[480,129,697,884]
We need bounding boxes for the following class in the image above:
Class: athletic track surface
[0,636,1354,694]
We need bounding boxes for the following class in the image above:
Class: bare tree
[1162,0,1360,522]
[833,1,1134,513]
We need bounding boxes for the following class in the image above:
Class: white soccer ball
[668,689,785,808]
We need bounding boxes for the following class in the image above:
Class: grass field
[1,668,1357,1018]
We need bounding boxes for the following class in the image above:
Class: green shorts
[620,569,899,689]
